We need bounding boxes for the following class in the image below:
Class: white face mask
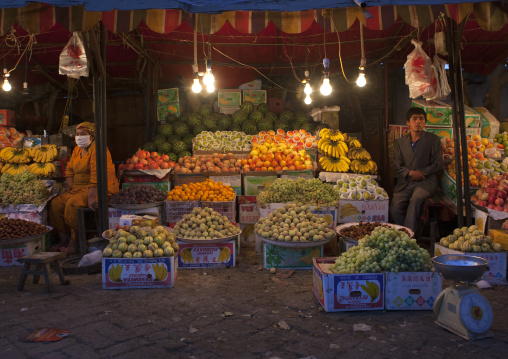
[75,135,92,148]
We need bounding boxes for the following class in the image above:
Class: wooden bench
[17,252,69,292]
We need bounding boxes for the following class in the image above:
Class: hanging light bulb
[202,59,215,88]
[304,94,312,105]
[320,58,332,96]
[191,64,202,93]
[22,81,29,95]
[356,66,366,87]
[2,69,11,92]
[303,70,312,95]
[206,84,215,93]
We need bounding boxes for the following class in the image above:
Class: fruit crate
[165,200,200,224]
[200,196,237,223]
[173,173,208,187]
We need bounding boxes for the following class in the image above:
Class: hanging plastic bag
[424,64,439,101]
[59,32,88,79]
[432,55,451,100]
[405,39,434,99]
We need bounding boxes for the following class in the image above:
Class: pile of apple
[174,153,243,174]
[118,149,176,171]
[244,141,313,172]
[251,129,317,150]
[471,173,508,212]
[442,134,501,162]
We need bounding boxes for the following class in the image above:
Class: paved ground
[1,245,507,359]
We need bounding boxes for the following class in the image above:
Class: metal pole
[445,16,463,227]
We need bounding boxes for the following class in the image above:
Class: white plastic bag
[405,39,434,99]
[432,55,451,100]
[59,32,88,79]
[78,250,102,267]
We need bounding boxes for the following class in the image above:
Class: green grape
[0,171,49,206]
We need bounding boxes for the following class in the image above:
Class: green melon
[277,122,290,132]
[240,101,254,115]
[300,122,315,133]
[218,116,232,130]
[203,116,216,130]
[157,123,173,138]
[279,111,295,123]
[265,112,278,123]
[153,134,166,146]
[174,122,189,137]
[188,114,202,128]
[167,153,178,162]
[257,119,273,132]
[257,103,269,115]
[249,110,264,124]
[178,150,192,159]
[173,140,187,154]
[193,124,206,136]
[198,105,213,117]
[157,142,172,154]
[143,142,157,153]
[183,134,194,149]
[242,120,257,135]
[232,110,248,125]
[167,135,181,145]
[229,123,242,132]
[165,114,178,123]
[294,112,308,126]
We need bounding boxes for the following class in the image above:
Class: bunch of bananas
[346,137,362,149]
[28,162,56,177]
[1,163,29,175]
[151,263,168,281]
[319,155,350,172]
[361,280,380,302]
[348,147,372,160]
[108,264,124,282]
[217,247,231,263]
[0,147,31,163]
[31,145,58,163]
[318,138,348,158]
[350,159,378,174]
[180,248,194,263]
[319,128,345,142]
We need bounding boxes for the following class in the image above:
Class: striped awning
[1,2,507,36]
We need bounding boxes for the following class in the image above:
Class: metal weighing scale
[432,254,494,340]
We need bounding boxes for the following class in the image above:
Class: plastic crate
[200,196,237,223]
[165,200,200,224]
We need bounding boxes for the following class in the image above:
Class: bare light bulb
[2,78,11,92]
[320,78,332,96]
[192,78,202,93]
[304,94,312,105]
[304,82,312,95]
[203,69,215,87]
[206,84,215,93]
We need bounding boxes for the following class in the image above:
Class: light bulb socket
[304,70,310,78]
[323,58,330,73]
[206,59,212,71]
[358,66,365,74]
[192,64,199,73]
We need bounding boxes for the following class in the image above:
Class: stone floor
[0,246,507,359]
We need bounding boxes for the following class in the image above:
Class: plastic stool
[17,252,69,292]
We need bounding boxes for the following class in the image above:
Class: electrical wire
[330,11,354,84]
[366,28,418,67]
[212,46,295,92]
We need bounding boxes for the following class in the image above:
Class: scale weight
[432,255,494,340]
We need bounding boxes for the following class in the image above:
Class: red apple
[126,164,135,170]
[168,161,176,168]
[499,190,508,199]
[161,154,169,162]
[488,180,499,188]
[134,163,144,170]
[495,198,505,206]
[487,188,498,196]
[478,201,487,207]
[130,155,139,164]
[488,195,497,204]
[494,206,504,211]
[488,203,496,209]
[160,162,169,169]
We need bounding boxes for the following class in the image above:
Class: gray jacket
[393,131,443,194]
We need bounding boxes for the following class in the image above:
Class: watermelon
[218,116,232,130]
[257,103,269,115]
[265,112,278,123]
[157,142,172,154]
[193,124,206,136]
[279,111,295,123]
[174,122,189,137]
[188,114,202,128]
[179,113,189,123]
[257,119,273,132]
[167,135,181,145]
[240,101,254,115]
[165,114,178,123]
[232,110,248,125]
[183,134,194,149]
[178,150,192,158]
[242,120,257,135]
[167,153,178,162]
[173,140,187,154]
[276,122,290,132]
[157,123,173,138]
[300,122,315,133]
[153,134,166,146]
[203,116,216,130]
[143,142,157,152]
[229,123,242,132]
[249,110,264,124]
[198,105,213,117]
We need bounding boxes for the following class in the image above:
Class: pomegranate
[130,155,139,164]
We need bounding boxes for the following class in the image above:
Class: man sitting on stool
[390,107,443,233]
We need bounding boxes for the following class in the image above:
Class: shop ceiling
[0,2,507,95]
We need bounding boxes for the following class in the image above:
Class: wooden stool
[17,252,69,292]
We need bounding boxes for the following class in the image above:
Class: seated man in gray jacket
[390,107,443,233]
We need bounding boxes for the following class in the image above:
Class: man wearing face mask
[49,122,119,254]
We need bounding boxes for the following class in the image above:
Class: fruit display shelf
[108,202,165,210]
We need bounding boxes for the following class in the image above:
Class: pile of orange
[166,179,235,202]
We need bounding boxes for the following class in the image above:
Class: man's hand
[409,170,426,182]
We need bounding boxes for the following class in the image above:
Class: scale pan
[432,254,488,282]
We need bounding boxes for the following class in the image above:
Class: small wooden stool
[17,252,69,292]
